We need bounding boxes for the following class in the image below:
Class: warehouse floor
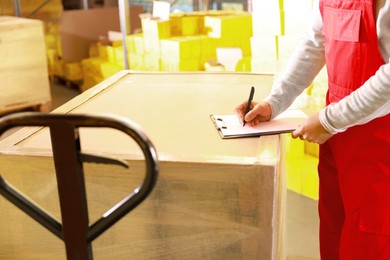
[49,82,321,259]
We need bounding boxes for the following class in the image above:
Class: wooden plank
[0,101,51,116]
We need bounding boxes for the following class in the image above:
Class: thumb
[291,126,302,139]
[244,109,257,122]
[291,129,299,139]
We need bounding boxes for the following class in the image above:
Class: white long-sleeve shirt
[263,0,390,134]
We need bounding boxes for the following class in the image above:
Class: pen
[243,86,255,127]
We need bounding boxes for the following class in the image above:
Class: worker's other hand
[234,101,272,127]
[292,112,333,144]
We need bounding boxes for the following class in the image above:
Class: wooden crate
[0,16,51,114]
[0,71,286,259]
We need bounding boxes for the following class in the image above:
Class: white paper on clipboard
[210,109,307,139]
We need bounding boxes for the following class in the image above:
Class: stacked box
[110,46,126,67]
[161,58,199,71]
[143,53,162,71]
[285,136,319,200]
[197,35,217,70]
[43,21,118,85]
[88,43,99,58]
[44,22,62,78]
[213,36,251,57]
[160,36,201,71]
[170,13,203,36]
[160,37,201,59]
[105,46,117,64]
[129,54,145,70]
[81,58,106,78]
[204,12,252,69]
[100,62,124,78]
[80,43,123,82]
[126,33,144,54]
[64,62,83,81]
[0,0,63,20]
[141,14,171,55]
[80,58,105,91]
[47,48,58,77]
[204,60,226,71]
[53,57,65,78]
[126,33,145,70]
[204,13,252,39]
[239,1,319,199]
[235,57,252,72]
[139,15,170,71]
[305,141,319,158]
[169,13,185,37]
[0,16,51,112]
[122,11,257,72]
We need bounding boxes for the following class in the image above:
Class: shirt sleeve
[265,1,390,135]
[320,63,390,134]
[263,5,326,119]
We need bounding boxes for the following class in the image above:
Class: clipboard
[210,109,307,139]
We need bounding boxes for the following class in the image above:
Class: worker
[235,0,390,259]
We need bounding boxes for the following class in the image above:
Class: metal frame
[13,0,21,16]
[119,0,130,69]
[0,112,159,260]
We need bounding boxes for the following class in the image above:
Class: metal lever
[79,152,129,168]
[0,112,159,260]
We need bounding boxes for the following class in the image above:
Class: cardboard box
[0,0,63,20]
[160,36,202,60]
[170,13,203,36]
[0,16,51,113]
[60,6,144,63]
[0,71,285,260]
[204,13,252,39]
[140,14,171,40]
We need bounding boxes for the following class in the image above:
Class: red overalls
[319,0,390,259]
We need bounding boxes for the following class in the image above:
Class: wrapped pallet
[0,16,51,114]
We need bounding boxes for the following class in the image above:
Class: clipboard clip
[211,116,228,130]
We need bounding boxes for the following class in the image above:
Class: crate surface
[0,16,51,112]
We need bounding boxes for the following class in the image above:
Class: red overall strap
[320,0,384,103]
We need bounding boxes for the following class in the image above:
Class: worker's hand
[234,101,272,127]
[292,112,333,144]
